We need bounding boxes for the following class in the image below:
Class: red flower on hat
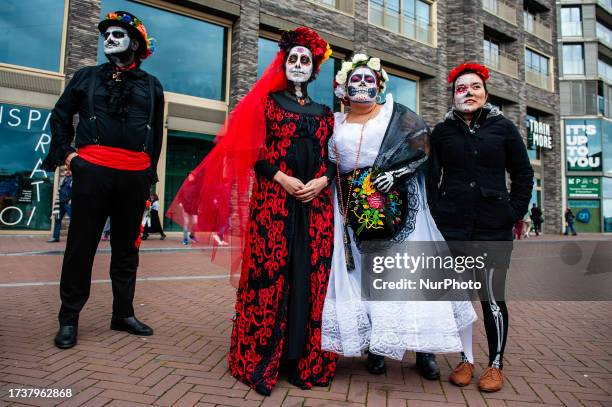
[447,62,490,84]
[279,27,332,73]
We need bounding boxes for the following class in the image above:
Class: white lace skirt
[322,175,477,360]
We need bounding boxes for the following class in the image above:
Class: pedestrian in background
[48,168,73,243]
[564,208,577,236]
[142,193,166,240]
[101,217,111,241]
[530,203,543,236]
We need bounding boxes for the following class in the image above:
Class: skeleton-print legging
[473,266,509,369]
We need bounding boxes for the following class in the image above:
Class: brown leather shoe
[449,362,474,387]
[478,367,504,392]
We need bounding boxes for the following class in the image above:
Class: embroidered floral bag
[338,167,406,241]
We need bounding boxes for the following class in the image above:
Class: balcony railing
[526,69,552,91]
[484,50,518,77]
[369,2,434,45]
[483,0,517,25]
[597,22,612,47]
[308,0,354,14]
[526,19,552,43]
[563,60,585,76]
[561,21,583,37]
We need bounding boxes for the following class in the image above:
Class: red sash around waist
[77,145,151,171]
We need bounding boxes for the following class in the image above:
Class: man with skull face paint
[427,63,533,392]
[43,11,164,349]
[322,54,476,382]
[168,27,337,396]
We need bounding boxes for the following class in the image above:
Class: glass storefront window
[0,0,65,72]
[385,73,417,112]
[529,178,541,209]
[603,177,612,232]
[0,104,54,230]
[257,37,339,111]
[163,130,214,231]
[568,199,601,233]
[98,0,227,101]
[603,120,612,176]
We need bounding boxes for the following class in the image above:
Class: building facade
[558,0,612,233]
[0,0,562,233]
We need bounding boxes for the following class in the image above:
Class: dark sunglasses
[102,30,126,40]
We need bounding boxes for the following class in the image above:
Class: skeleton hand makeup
[103,26,131,55]
[372,156,427,193]
[453,73,487,114]
[285,46,313,84]
[347,67,378,104]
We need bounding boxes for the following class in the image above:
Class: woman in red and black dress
[168,27,337,396]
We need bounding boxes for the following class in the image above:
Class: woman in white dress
[321,54,476,380]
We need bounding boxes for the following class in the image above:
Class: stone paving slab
[0,237,611,406]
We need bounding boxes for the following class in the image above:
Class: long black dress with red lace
[228,92,338,393]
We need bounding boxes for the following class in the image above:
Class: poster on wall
[0,104,54,230]
[568,200,601,233]
[527,119,553,150]
[567,177,601,198]
[565,119,603,172]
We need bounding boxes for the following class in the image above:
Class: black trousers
[58,156,150,326]
[440,228,512,370]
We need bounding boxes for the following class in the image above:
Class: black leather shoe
[254,383,271,396]
[54,325,77,349]
[416,352,440,380]
[110,316,153,336]
[287,361,311,390]
[366,352,386,375]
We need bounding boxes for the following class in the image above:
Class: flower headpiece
[278,27,332,73]
[447,62,489,84]
[99,11,156,60]
[333,54,389,100]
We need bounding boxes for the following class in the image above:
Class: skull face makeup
[347,67,378,104]
[103,26,131,55]
[453,73,487,114]
[285,46,313,83]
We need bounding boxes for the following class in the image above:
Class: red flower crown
[278,27,332,73]
[447,62,490,84]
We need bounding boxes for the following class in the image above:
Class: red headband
[447,62,490,84]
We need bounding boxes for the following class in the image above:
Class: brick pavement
[0,235,611,406]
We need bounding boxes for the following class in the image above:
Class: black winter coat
[42,63,164,182]
[427,104,534,241]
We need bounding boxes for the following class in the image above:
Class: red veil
[166,51,288,285]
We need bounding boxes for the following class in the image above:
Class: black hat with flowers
[98,11,156,60]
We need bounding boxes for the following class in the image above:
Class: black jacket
[427,104,534,241]
[530,207,543,223]
[42,63,164,181]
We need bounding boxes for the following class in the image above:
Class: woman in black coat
[427,63,534,392]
